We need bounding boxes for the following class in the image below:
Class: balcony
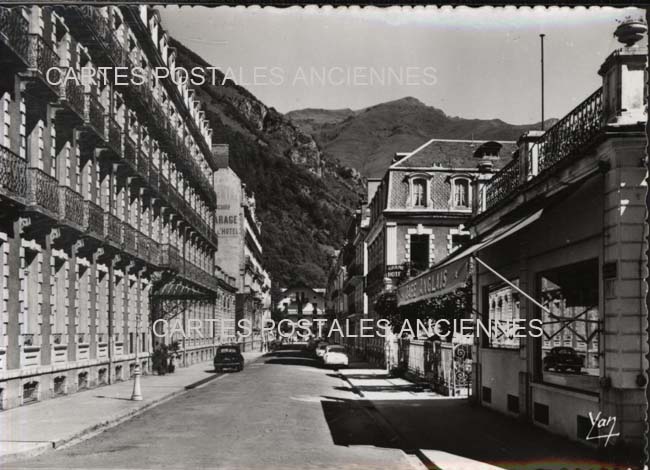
[122,222,136,255]
[103,212,122,246]
[485,158,520,209]
[123,136,137,169]
[82,92,105,141]
[160,244,181,271]
[26,168,59,218]
[25,34,59,98]
[0,144,27,204]
[105,115,122,157]
[137,232,150,263]
[137,148,150,182]
[0,7,30,68]
[70,7,124,69]
[58,186,84,230]
[148,164,159,193]
[485,88,604,210]
[58,79,84,123]
[83,200,104,240]
[149,238,160,266]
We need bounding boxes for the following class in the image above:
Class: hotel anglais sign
[397,257,471,306]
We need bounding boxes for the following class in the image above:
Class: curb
[1,354,264,464]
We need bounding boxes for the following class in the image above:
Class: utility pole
[540,33,545,131]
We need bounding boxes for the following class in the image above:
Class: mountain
[287,97,556,178]
[172,39,365,287]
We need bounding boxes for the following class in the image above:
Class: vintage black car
[543,347,584,373]
[214,345,244,372]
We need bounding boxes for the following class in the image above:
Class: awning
[396,209,543,307]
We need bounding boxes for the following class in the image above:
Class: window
[452,178,470,208]
[485,279,521,349]
[412,179,427,207]
[410,235,429,271]
[538,259,600,392]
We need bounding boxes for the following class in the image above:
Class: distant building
[278,284,326,336]
[214,148,270,351]
[360,139,516,358]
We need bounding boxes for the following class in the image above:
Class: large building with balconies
[0,5,237,409]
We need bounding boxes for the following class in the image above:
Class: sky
[159,6,643,125]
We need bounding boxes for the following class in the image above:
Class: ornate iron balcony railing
[27,168,59,216]
[148,164,159,192]
[26,34,59,82]
[485,157,520,209]
[0,144,27,201]
[149,237,160,266]
[58,185,84,228]
[104,212,122,245]
[124,136,137,168]
[123,222,136,254]
[0,7,29,63]
[136,231,149,263]
[83,200,104,239]
[59,78,84,120]
[106,115,122,156]
[484,87,604,210]
[535,87,603,174]
[84,92,105,138]
[137,148,149,181]
[160,244,181,271]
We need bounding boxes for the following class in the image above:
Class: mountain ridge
[287,97,556,177]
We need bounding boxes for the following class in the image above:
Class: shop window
[538,259,600,392]
[410,235,430,271]
[485,279,521,349]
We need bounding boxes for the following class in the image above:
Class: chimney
[366,178,381,204]
[212,144,229,169]
[392,152,409,163]
[598,19,648,126]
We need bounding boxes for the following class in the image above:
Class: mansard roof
[391,138,518,170]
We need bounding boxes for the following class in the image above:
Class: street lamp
[131,312,143,401]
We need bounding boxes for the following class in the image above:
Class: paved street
[6,344,638,470]
[6,345,418,470]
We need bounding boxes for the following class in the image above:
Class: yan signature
[586,411,620,446]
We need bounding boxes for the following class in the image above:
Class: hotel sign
[397,257,470,306]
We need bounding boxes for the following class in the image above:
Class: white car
[323,345,349,368]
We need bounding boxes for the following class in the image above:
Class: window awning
[396,209,544,307]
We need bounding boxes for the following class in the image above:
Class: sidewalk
[0,351,263,463]
[338,364,639,470]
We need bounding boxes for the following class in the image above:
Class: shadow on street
[319,374,641,470]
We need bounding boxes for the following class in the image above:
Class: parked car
[315,341,329,358]
[214,345,244,372]
[543,347,584,373]
[323,345,349,368]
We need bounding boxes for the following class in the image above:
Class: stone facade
[0,5,238,410]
